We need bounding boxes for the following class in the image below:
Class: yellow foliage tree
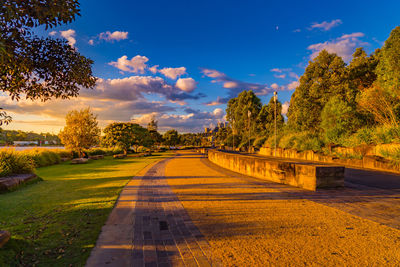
[59,108,100,156]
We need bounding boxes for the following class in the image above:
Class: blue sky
[3,0,400,133]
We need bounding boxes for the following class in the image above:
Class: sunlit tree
[59,108,100,156]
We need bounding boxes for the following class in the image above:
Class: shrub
[373,125,400,144]
[0,150,35,177]
[23,149,61,167]
[53,149,73,159]
[354,127,375,146]
[277,131,324,152]
[86,148,110,156]
[253,137,267,148]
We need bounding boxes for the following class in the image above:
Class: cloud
[212,108,224,118]
[201,68,280,103]
[109,55,149,73]
[133,107,226,133]
[88,39,94,45]
[310,19,342,31]
[60,29,76,47]
[175,78,197,92]
[281,101,289,115]
[270,68,291,73]
[82,76,203,103]
[307,32,366,61]
[274,74,286,79]
[204,96,227,106]
[289,72,299,80]
[99,31,128,41]
[223,81,239,88]
[149,65,159,74]
[159,67,187,79]
[0,72,209,128]
[49,31,57,36]
[287,81,299,90]
[293,29,301,33]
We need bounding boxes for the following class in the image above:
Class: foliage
[0,108,11,126]
[376,26,400,96]
[321,97,358,144]
[59,108,100,155]
[179,133,202,146]
[278,131,324,152]
[163,129,180,146]
[348,47,379,91]
[23,148,61,167]
[0,1,96,99]
[0,149,35,176]
[256,96,284,136]
[102,122,149,154]
[226,90,262,140]
[287,50,350,132]
[253,136,267,148]
[358,85,398,126]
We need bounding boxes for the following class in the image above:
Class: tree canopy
[376,26,400,96]
[1,0,96,124]
[59,108,100,155]
[163,130,180,146]
[102,123,149,154]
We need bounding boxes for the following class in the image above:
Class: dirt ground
[165,151,400,266]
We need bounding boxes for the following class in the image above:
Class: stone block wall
[208,150,344,191]
[259,147,400,173]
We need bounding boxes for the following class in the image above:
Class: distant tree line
[0,128,61,145]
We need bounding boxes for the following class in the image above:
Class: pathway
[88,150,400,266]
[86,157,215,267]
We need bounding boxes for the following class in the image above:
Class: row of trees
[58,108,209,156]
[220,26,400,151]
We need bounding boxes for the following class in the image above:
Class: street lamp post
[273,91,278,157]
[232,119,235,152]
[248,110,251,153]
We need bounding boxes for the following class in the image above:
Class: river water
[1,146,65,151]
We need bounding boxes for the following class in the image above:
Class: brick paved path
[87,159,216,267]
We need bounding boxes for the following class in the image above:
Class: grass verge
[0,152,172,266]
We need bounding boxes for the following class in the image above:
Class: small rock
[89,155,104,160]
[71,158,89,164]
[0,230,11,248]
[113,154,126,159]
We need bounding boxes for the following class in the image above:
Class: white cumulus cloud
[99,31,128,41]
[109,55,149,73]
[176,78,197,92]
[287,81,299,90]
[281,101,290,115]
[159,67,187,80]
[307,32,366,61]
[60,29,76,47]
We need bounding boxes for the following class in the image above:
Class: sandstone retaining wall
[207,150,344,191]
[259,147,400,173]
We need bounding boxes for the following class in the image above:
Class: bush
[253,137,267,148]
[277,131,324,152]
[0,150,35,177]
[23,149,61,167]
[85,148,112,156]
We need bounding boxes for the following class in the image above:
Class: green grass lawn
[0,152,172,266]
